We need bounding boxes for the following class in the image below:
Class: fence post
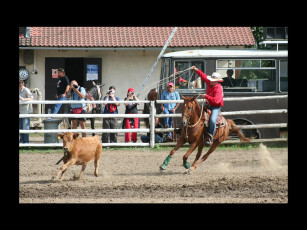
[149,101,155,148]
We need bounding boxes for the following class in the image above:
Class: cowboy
[191,66,224,146]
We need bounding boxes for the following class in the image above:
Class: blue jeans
[52,95,67,114]
[163,109,174,137]
[141,134,163,143]
[19,117,30,143]
[207,106,221,140]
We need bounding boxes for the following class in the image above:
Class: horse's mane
[89,86,98,99]
[193,99,202,116]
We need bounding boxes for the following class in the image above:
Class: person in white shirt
[19,80,34,143]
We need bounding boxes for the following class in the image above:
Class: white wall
[20,49,164,113]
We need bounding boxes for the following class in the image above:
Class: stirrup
[205,133,213,146]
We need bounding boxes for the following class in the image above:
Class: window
[173,60,205,92]
[280,60,288,92]
[264,27,288,40]
[161,58,170,92]
[216,59,276,92]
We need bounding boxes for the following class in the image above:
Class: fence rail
[19,95,288,148]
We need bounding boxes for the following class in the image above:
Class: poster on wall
[86,64,98,81]
[52,69,59,78]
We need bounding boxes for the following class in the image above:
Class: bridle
[182,100,204,140]
[182,102,204,128]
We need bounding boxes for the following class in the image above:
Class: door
[45,57,65,113]
[45,57,102,113]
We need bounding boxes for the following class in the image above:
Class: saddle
[206,108,226,127]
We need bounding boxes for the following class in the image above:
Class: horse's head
[97,83,104,100]
[181,96,197,127]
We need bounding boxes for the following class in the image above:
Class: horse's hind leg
[188,141,220,173]
[90,118,95,136]
[190,141,205,169]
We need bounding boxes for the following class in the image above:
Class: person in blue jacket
[161,82,180,142]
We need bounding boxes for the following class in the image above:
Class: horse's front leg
[182,142,198,169]
[159,135,185,171]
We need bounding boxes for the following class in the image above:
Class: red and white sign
[52,69,59,78]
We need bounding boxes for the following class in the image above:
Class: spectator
[102,86,120,143]
[161,82,180,142]
[123,88,140,143]
[141,117,164,143]
[67,80,87,137]
[19,79,34,143]
[52,68,70,114]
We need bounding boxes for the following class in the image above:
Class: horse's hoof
[159,164,167,172]
[160,164,167,171]
[184,167,195,174]
[182,161,190,169]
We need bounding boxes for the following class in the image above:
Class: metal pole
[136,27,178,98]
[149,101,156,148]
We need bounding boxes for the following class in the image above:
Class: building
[19,27,255,113]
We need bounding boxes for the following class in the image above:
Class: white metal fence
[19,95,288,148]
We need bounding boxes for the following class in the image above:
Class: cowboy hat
[207,72,223,82]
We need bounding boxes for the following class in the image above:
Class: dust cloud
[258,143,282,170]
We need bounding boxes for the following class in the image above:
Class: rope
[141,67,193,94]
[188,102,204,128]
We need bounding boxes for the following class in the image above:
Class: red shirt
[196,70,224,107]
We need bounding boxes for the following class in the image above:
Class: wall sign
[52,69,59,78]
[86,64,98,81]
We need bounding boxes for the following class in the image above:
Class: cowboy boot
[205,133,213,147]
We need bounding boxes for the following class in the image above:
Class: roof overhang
[162,49,288,59]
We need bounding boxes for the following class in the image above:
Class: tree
[251,27,264,49]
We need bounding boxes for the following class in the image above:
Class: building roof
[19,27,255,48]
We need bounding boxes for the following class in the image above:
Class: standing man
[161,82,180,141]
[67,80,87,137]
[191,66,224,146]
[102,86,120,143]
[19,80,34,143]
[52,68,70,114]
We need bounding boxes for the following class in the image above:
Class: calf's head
[58,132,79,152]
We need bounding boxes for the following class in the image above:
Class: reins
[187,94,203,128]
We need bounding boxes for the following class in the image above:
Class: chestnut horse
[159,96,251,173]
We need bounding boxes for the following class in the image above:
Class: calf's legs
[52,158,77,181]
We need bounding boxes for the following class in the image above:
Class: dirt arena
[19,144,288,203]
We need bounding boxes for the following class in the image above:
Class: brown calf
[53,132,102,181]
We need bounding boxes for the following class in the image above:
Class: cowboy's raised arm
[191,66,210,86]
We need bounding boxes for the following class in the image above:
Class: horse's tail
[227,119,252,142]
